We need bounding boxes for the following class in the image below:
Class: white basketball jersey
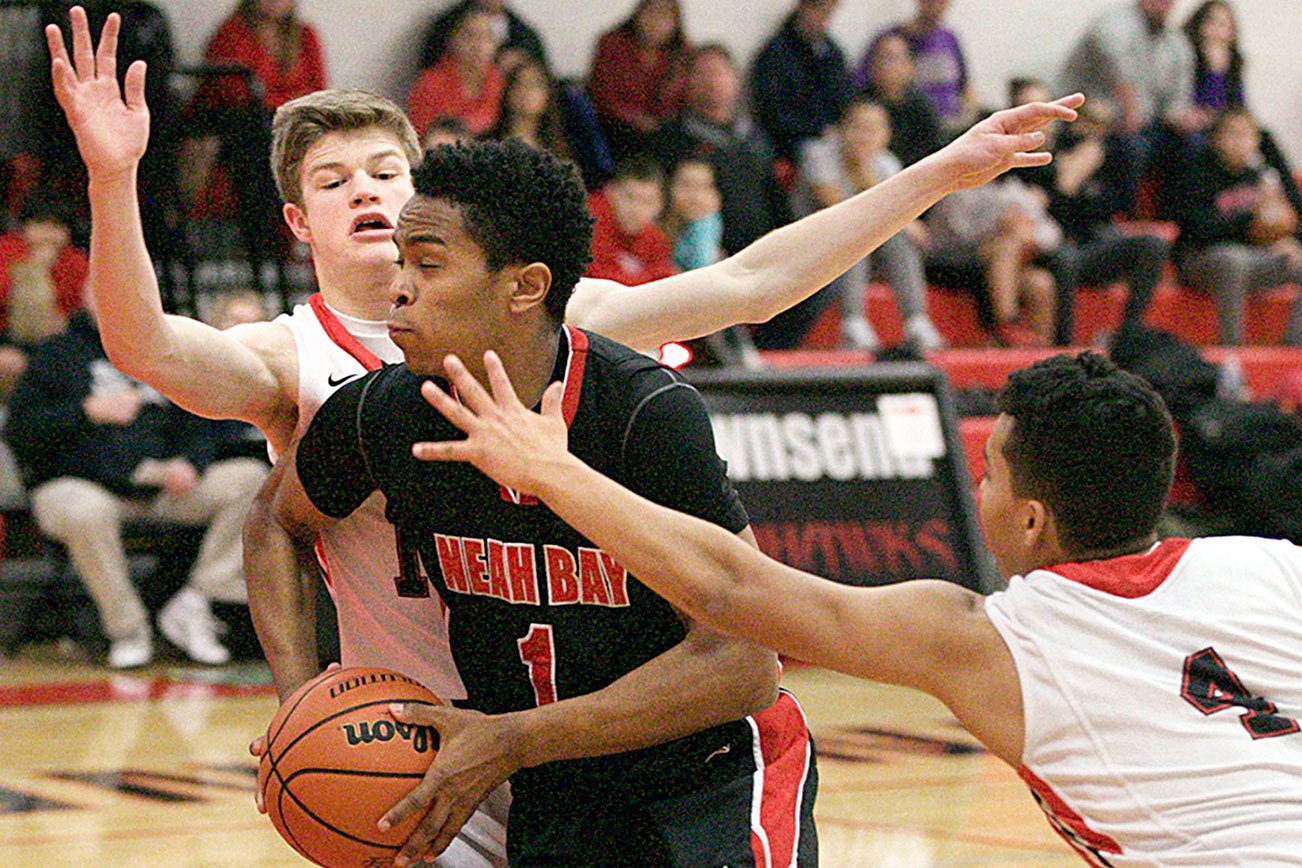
[275,295,467,701]
[985,536,1302,866]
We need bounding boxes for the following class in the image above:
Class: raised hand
[46,6,150,181]
[941,94,1085,192]
[412,352,571,498]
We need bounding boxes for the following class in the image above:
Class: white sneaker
[108,625,153,669]
[904,315,947,353]
[158,588,230,665]
[842,317,881,352]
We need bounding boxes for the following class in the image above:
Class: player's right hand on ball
[46,6,151,180]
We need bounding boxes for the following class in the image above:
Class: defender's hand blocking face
[46,6,151,179]
[943,94,1085,192]
[413,352,570,498]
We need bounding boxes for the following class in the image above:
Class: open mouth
[350,212,394,236]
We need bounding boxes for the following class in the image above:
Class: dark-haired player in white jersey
[48,7,1081,863]
[419,349,1302,866]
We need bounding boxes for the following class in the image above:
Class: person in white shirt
[47,6,1080,863]
[417,349,1302,866]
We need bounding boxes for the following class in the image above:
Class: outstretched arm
[47,8,291,430]
[413,353,1024,765]
[566,95,1084,351]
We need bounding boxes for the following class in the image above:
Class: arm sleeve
[620,372,749,533]
[295,375,378,519]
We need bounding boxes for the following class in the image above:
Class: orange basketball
[258,666,442,867]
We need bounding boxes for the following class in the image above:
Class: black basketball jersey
[298,325,752,805]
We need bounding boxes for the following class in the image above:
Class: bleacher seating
[800,282,1300,350]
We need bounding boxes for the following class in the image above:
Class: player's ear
[1021,498,1057,557]
[283,202,312,244]
[508,262,552,315]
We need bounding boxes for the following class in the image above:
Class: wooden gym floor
[0,648,1075,866]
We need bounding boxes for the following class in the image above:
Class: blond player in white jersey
[47,7,1080,863]
[415,349,1302,867]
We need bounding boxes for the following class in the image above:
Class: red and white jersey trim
[745,690,813,868]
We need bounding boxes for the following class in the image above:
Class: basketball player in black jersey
[271,141,818,866]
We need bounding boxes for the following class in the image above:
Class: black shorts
[507,691,819,867]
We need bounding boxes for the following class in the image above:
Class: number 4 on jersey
[1180,647,1300,739]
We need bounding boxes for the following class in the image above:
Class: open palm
[946,94,1085,192]
[47,6,150,180]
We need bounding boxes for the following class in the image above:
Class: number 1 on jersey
[518,624,558,706]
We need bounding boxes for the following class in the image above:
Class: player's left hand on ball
[379,701,524,866]
[412,351,570,496]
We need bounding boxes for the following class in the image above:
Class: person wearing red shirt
[0,189,86,396]
[407,7,506,138]
[588,0,689,160]
[587,157,678,286]
[195,0,326,113]
[186,0,327,305]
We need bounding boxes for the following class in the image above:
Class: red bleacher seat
[802,280,1298,351]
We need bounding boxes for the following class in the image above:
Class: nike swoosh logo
[705,744,732,763]
[327,373,361,387]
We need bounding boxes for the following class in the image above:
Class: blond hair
[270,89,421,205]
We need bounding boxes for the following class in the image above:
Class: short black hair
[412,139,593,323]
[17,186,74,228]
[611,152,664,187]
[998,352,1176,554]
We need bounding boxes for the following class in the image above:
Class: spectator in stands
[794,97,945,352]
[1012,78,1168,345]
[587,0,689,162]
[662,157,723,272]
[187,0,326,302]
[195,0,326,112]
[654,44,792,259]
[587,156,677,286]
[1183,0,1242,117]
[1169,108,1302,346]
[751,0,854,162]
[925,177,1062,347]
[407,6,505,138]
[3,300,268,669]
[420,0,548,73]
[857,31,946,168]
[486,58,571,159]
[856,0,976,137]
[422,115,472,150]
[1181,1,1302,219]
[0,188,86,397]
[1057,0,1200,139]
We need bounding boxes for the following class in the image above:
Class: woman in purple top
[854,0,974,135]
[1183,0,1245,113]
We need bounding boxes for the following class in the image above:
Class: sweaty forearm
[87,172,175,373]
[510,626,778,769]
[243,500,320,701]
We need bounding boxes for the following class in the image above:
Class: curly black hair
[998,352,1176,554]
[412,139,593,323]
